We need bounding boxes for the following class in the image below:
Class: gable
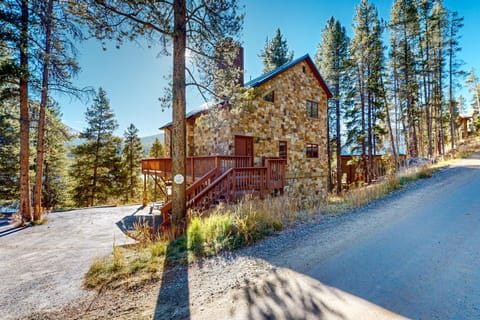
[244,54,333,98]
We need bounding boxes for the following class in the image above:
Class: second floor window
[306,144,319,158]
[279,141,287,159]
[306,100,318,119]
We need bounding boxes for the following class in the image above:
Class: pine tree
[121,123,143,202]
[149,138,164,158]
[1,0,81,221]
[32,0,81,220]
[78,0,243,234]
[350,0,388,182]
[0,42,19,203]
[446,10,464,151]
[70,88,122,207]
[465,68,480,113]
[0,102,19,202]
[259,28,294,73]
[316,17,350,194]
[430,0,448,156]
[41,104,72,210]
[390,0,421,158]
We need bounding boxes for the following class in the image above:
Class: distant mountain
[141,133,164,156]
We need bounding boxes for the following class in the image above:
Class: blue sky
[54,0,480,137]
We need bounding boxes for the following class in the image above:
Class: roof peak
[244,54,332,98]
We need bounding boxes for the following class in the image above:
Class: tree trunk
[90,139,100,207]
[34,0,54,221]
[335,82,341,195]
[448,38,455,152]
[19,0,32,224]
[130,142,134,200]
[326,106,333,192]
[380,75,398,171]
[367,85,373,183]
[171,0,187,235]
[358,69,367,184]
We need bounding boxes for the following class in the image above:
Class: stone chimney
[214,39,244,96]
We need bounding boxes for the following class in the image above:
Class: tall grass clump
[187,194,317,256]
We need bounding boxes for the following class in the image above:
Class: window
[279,141,287,159]
[306,100,318,119]
[306,144,319,158]
[264,91,275,102]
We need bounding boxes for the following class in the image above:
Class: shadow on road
[115,206,163,237]
[153,238,191,320]
[231,268,347,319]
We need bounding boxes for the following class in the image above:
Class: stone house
[161,54,332,200]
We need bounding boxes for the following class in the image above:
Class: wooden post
[215,156,221,173]
[191,157,195,182]
[232,169,236,201]
[143,174,148,206]
[226,172,231,202]
[266,159,271,192]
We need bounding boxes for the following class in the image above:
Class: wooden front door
[235,136,254,163]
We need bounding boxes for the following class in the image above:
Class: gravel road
[171,154,480,319]
[2,154,480,320]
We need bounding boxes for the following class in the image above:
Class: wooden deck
[141,155,286,226]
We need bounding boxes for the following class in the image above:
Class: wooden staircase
[142,156,286,227]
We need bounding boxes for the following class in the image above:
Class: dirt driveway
[0,205,140,320]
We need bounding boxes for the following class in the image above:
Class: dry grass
[84,240,166,290]
[326,164,435,215]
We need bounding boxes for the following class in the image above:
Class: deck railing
[142,155,252,180]
[143,155,286,225]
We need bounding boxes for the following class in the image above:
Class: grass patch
[84,241,166,290]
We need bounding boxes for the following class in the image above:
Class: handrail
[160,167,219,225]
[188,168,235,211]
[142,156,252,175]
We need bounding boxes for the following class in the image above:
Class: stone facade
[164,56,330,201]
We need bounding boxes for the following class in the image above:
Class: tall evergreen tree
[430,0,448,156]
[316,17,350,194]
[149,137,164,158]
[0,42,19,202]
[70,88,122,207]
[40,103,72,210]
[446,10,464,151]
[121,123,143,202]
[350,0,388,182]
[390,0,421,158]
[32,0,81,220]
[259,28,294,73]
[466,68,480,112]
[78,0,243,234]
[0,102,19,202]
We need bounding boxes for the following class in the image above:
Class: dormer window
[264,91,275,102]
